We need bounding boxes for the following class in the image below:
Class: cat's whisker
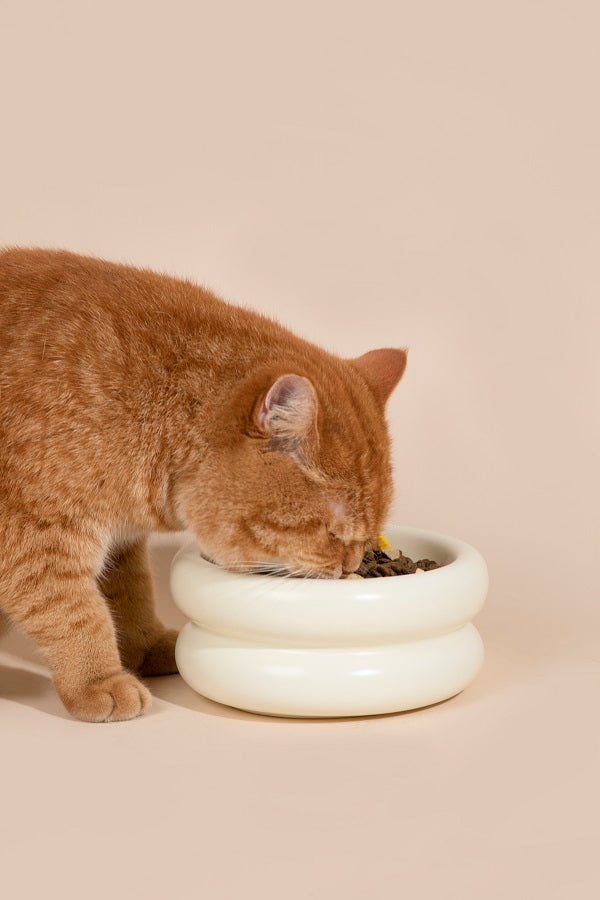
[203,555,340,583]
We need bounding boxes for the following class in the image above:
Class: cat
[0,248,407,722]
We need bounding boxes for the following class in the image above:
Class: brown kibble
[416,559,439,571]
[381,547,400,561]
[357,547,440,578]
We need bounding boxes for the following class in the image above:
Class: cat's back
[0,246,107,307]
[0,247,270,347]
[0,247,319,371]
[0,247,217,367]
[0,246,68,292]
[0,248,202,426]
[0,246,182,328]
[0,247,126,346]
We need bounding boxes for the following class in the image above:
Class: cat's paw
[62,671,152,722]
[138,628,179,676]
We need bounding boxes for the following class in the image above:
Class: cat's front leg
[1,523,152,722]
[98,537,178,677]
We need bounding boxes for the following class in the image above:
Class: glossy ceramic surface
[170,525,488,717]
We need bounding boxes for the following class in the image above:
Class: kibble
[345,538,440,579]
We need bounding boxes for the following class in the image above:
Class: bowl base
[175,622,484,719]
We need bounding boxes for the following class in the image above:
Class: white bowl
[170,525,488,718]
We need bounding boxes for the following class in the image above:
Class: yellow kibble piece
[377,534,391,550]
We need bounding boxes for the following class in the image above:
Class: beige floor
[2,1,600,896]
[2,534,598,900]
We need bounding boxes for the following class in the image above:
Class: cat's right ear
[349,347,408,404]
[253,374,318,452]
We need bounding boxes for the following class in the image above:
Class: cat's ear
[349,347,408,403]
[255,374,318,450]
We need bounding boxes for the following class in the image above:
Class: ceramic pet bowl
[170,525,488,718]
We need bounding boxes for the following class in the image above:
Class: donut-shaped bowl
[170,525,488,717]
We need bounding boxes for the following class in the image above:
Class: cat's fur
[0,248,407,721]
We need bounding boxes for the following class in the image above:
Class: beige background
[1,1,599,898]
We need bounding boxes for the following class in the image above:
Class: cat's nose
[342,543,363,574]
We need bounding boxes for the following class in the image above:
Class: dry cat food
[343,534,440,579]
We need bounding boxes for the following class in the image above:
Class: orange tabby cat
[0,248,407,722]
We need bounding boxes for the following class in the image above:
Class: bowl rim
[170,524,485,595]
[170,524,489,643]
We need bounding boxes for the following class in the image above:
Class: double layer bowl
[170,525,488,717]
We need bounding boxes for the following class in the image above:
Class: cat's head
[183,347,407,578]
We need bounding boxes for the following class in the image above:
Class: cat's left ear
[255,374,318,451]
[348,347,408,404]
